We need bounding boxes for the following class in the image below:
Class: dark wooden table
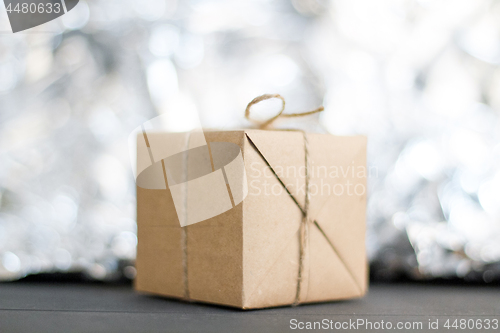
[0,281,498,332]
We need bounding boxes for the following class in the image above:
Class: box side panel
[135,187,184,298]
[241,131,368,309]
[136,131,246,307]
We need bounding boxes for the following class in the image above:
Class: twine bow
[245,94,324,305]
[245,94,324,129]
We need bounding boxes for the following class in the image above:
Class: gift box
[135,128,368,309]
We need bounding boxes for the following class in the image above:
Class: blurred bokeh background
[0,0,499,283]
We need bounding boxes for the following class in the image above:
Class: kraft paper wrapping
[135,130,367,309]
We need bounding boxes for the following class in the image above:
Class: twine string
[293,131,310,306]
[182,132,192,301]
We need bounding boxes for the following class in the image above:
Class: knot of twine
[245,94,324,305]
[182,94,324,306]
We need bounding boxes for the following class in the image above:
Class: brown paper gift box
[135,129,368,309]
